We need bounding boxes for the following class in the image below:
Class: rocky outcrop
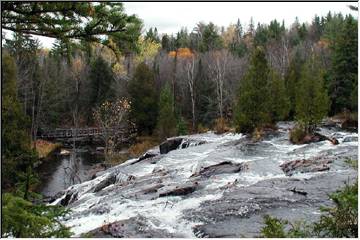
[130,152,160,165]
[86,216,178,238]
[184,172,357,238]
[60,189,78,206]
[341,118,357,132]
[191,161,247,178]
[280,157,333,176]
[93,173,117,192]
[158,182,198,197]
[292,132,338,145]
[159,138,184,154]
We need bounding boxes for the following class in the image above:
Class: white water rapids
[53,122,358,237]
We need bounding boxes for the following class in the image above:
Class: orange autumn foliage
[168,48,194,59]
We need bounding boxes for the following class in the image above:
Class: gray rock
[87,215,179,238]
[159,137,184,154]
[93,173,117,192]
[191,161,247,178]
[280,157,332,176]
[184,171,357,237]
[158,182,198,197]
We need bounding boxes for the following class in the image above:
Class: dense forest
[1,2,358,237]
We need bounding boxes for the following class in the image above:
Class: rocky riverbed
[51,122,358,237]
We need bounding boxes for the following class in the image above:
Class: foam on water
[57,128,357,236]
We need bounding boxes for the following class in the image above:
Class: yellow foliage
[35,140,61,159]
[222,24,236,47]
[128,136,160,157]
[135,37,161,64]
[112,62,127,78]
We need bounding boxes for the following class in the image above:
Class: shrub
[261,215,287,238]
[289,125,307,144]
[314,182,358,237]
[197,123,209,133]
[214,117,230,134]
[35,140,62,159]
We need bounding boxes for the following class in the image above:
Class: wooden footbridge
[38,126,136,140]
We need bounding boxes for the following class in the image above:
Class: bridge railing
[39,126,135,139]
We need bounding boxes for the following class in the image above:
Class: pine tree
[128,62,158,135]
[1,53,34,189]
[234,47,271,133]
[268,70,290,122]
[285,50,304,119]
[195,59,217,127]
[2,193,71,238]
[328,15,358,114]
[295,57,329,133]
[89,56,115,108]
[156,83,177,140]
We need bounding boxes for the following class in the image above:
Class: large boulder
[158,182,198,197]
[280,157,332,176]
[191,161,247,178]
[92,173,117,192]
[159,137,184,154]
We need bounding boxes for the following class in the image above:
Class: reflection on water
[36,149,104,197]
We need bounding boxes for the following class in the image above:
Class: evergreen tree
[2,193,71,237]
[254,23,268,47]
[268,70,290,122]
[2,2,142,55]
[176,28,190,48]
[295,57,329,133]
[195,59,217,126]
[1,53,34,189]
[161,34,171,51]
[234,47,271,133]
[89,56,115,108]
[328,15,358,114]
[230,19,247,57]
[199,23,223,52]
[156,83,177,140]
[145,27,160,43]
[285,50,304,119]
[128,62,158,135]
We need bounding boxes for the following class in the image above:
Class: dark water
[36,149,104,197]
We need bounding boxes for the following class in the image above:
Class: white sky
[124,2,357,34]
[3,2,357,49]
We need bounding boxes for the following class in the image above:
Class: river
[37,148,104,197]
[49,122,358,237]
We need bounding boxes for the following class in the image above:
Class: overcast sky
[4,2,357,49]
[124,2,357,34]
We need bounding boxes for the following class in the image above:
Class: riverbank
[34,139,62,160]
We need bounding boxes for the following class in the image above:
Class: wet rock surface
[191,161,247,178]
[185,171,357,237]
[158,182,199,197]
[87,216,179,238]
[280,156,333,176]
[52,122,358,237]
